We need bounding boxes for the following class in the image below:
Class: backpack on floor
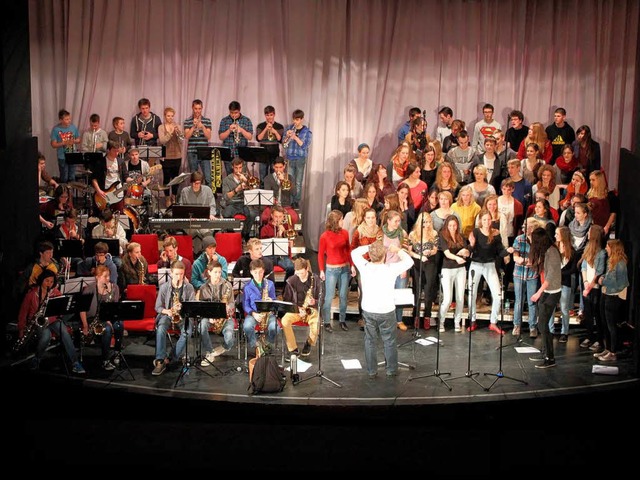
[248,354,286,395]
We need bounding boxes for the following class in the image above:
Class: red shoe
[489,324,505,335]
[423,318,431,330]
[466,322,478,332]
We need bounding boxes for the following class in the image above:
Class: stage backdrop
[29,0,639,250]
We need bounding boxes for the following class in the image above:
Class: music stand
[245,189,274,236]
[84,237,120,258]
[167,172,190,189]
[137,145,165,166]
[181,301,228,376]
[55,239,83,263]
[44,294,90,375]
[61,276,95,294]
[260,238,289,257]
[237,146,271,183]
[99,300,144,383]
[157,268,172,287]
[171,204,210,219]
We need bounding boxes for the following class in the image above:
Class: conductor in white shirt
[351,240,413,378]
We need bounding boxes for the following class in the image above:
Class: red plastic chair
[131,234,160,274]
[215,232,243,262]
[122,284,157,334]
[173,234,194,263]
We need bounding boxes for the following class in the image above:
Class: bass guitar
[94,164,161,211]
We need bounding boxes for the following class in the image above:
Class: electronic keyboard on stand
[148,217,243,232]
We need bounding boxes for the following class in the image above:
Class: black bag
[248,354,286,394]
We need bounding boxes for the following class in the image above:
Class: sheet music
[394,288,415,306]
[244,189,274,206]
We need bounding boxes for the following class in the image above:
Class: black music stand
[171,204,210,219]
[137,145,165,166]
[84,237,120,258]
[184,301,227,374]
[244,189,274,236]
[254,299,286,354]
[42,294,85,376]
[99,300,143,383]
[237,146,270,185]
[56,239,84,258]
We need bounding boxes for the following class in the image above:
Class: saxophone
[87,285,112,340]
[208,283,230,335]
[302,274,317,318]
[13,288,50,352]
[255,280,271,330]
[137,258,146,285]
[170,287,182,328]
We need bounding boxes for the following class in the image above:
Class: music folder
[256,300,297,314]
[237,146,271,165]
[56,239,84,258]
[99,301,145,321]
[64,152,86,165]
[84,237,120,258]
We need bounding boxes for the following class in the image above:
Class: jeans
[101,320,124,360]
[394,274,408,324]
[57,157,76,183]
[174,317,213,359]
[188,152,211,186]
[363,310,398,376]
[602,294,623,353]
[537,291,561,360]
[36,317,77,363]
[243,314,279,351]
[219,318,236,351]
[322,265,350,325]
[583,288,602,343]
[266,255,294,280]
[549,285,571,334]
[288,157,306,205]
[469,262,501,324]
[439,267,466,327]
[513,277,539,328]
[155,315,173,361]
[223,203,258,240]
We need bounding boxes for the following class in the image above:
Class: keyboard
[149,218,243,231]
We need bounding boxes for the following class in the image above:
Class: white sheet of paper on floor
[341,359,362,369]
[425,336,442,344]
[592,364,619,375]
[514,346,540,353]
[285,358,312,373]
[415,338,435,346]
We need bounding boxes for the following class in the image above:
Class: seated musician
[242,259,279,356]
[261,156,299,225]
[91,140,132,215]
[259,205,295,281]
[17,241,60,299]
[177,171,217,254]
[38,152,58,195]
[55,208,84,274]
[196,260,236,365]
[157,235,193,280]
[91,208,127,267]
[77,241,118,285]
[220,157,258,241]
[16,270,85,374]
[126,147,152,204]
[118,241,150,292]
[152,260,196,376]
[231,237,274,279]
[39,185,73,239]
[281,258,321,360]
[79,265,122,371]
[191,235,228,290]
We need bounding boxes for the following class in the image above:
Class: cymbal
[150,184,170,191]
[166,172,190,187]
[68,181,88,191]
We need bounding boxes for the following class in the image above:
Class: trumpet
[266,122,276,141]
[280,160,292,191]
[174,124,185,141]
[192,116,202,138]
[282,126,295,149]
[232,119,241,144]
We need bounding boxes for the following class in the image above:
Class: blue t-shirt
[50,124,80,159]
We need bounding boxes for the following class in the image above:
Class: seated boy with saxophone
[281,258,322,361]
[242,259,278,357]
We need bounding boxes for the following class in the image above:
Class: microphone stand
[483,271,528,391]
[448,269,486,390]
[408,273,452,390]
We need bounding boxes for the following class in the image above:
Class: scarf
[357,222,381,240]
[383,224,403,240]
[569,215,592,242]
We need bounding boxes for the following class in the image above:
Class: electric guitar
[94,164,161,210]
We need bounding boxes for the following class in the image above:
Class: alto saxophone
[84,285,111,345]
[170,287,182,328]
[255,280,271,330]
[137,258,146,285]
[302,274,317,319]
[208,284,231,335]
[13,288,50,352]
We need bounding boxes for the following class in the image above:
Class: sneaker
[397,322,408,331]
[324,324,333,333]
[112,352,121,367]
[489,324,505,335]
[212,346,227,357]
[512,325,521,336]
[357,318,365,331]
[559,334,568,343]
[423,318,431,330]
[535,358,557,369]
[72,362,86,374]
[589,341,601,352]
[152,359,167,376]
[102,360,116,371]
[200,352,216,367]
[594,349,610,359]
[454,325,462,333]
[439,324,445,333]
[466,322,478,332]
[285,349,300,362]
[301,341,312,357]
[599,352,617,362]
[529,355,545,362]
[580,338,592,348]
[529,327,538,338]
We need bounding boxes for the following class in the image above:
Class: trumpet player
[50,108,80,183]
[281,258,322,361]
[80,113,108,154]
[184,99,213,186]
[17,270,85,374]
[242,259,278,357]
[153,261,196,376]
[259,205,295,281]
[220,158,258,241]
[261,157,299,226]
[158,107,184,206]
[80,265,122,370]
[282,109,312,209]
[256,105,284,179]
[218,100,253,174]
[130,98,161,146]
